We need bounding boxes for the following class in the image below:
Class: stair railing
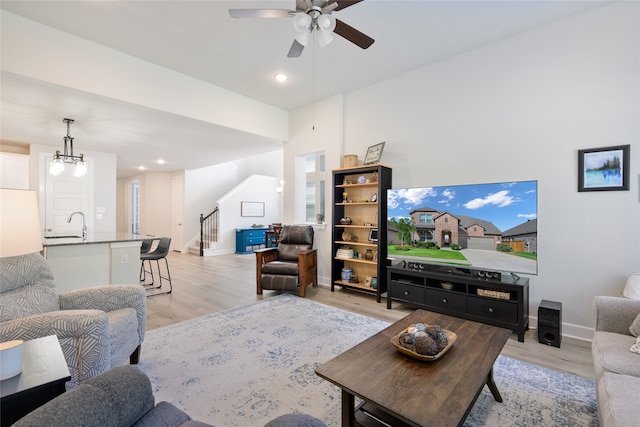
[199,207,219,256]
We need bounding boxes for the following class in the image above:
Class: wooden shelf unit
[331,164,392,302]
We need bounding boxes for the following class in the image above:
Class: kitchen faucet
[68,211,87,241]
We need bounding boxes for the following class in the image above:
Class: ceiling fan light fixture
[295,29,311,47]
[317,29,334,47]
[292,12,311,33]
[317,14,335,32]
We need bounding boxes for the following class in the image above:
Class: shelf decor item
[363,141,386,165]
[578,144,630,192]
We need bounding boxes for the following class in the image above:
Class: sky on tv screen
[387,180,537,232]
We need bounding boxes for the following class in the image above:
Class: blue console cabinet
[235,228,267,254]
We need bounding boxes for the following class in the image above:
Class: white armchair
[0,252,146,389]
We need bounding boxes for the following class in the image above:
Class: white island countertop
[43,233,145,247]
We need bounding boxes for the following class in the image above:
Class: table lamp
[0,188,43,379]
[0,188,43,258]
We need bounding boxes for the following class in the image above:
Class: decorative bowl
[340,217,352,225]
[391,326,457,362]
[440,282,454,290]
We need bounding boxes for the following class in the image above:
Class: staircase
[188,207,220,256]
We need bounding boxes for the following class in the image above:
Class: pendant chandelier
[49,118,87,177]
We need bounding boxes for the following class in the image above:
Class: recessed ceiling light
[138,166,146,171]
[157,159,166,164]
[275,73,288,82]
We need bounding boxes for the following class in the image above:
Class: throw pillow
[630,313,640,337]
[631,336,640,355]
[623,273,640,299]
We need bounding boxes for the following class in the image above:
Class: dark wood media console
[387,264,529,342]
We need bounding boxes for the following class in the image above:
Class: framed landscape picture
[578,144,630,192]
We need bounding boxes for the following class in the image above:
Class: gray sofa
[13,365,327,427]
[592,296,640,427]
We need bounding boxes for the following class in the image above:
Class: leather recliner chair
[255,225,317,298]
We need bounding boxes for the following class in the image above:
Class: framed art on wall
[364,142,386,165]
[241,201,265,217]
[578,144,630,192]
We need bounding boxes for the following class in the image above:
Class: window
[417,230,433,241]
[419,213,432,224]
[130,182,140,234]
[305,152,325,223]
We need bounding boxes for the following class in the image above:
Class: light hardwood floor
[145,251,595,381]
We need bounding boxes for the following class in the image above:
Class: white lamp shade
[292,12,311,32]
[317,28,334,47]
[316,15,336,47]
[317,14,336,32]
[295,29,311,47]
[0,189,43,257]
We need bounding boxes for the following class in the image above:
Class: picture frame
[578,144,630,192]
[241,201,265,217]
[363,141,386,165]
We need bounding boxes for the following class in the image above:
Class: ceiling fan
[229,0,374,58]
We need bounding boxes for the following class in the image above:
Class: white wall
[285,95,344,285]
[217,175,282,254]
[289,2,640,340]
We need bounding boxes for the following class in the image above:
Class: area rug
[138,294,598,426]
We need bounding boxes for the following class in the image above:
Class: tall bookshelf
[331,164,392,302]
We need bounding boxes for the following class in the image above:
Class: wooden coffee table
[315,309,511,427]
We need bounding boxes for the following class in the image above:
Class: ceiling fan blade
[330,0,364,12]
[229,9,295,19]
[334,19,374,49]
[287,40,305,58]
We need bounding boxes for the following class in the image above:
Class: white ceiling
[0,0,608,178]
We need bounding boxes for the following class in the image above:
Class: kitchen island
[43,233,143,293]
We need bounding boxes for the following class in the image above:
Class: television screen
[387,180,537,275]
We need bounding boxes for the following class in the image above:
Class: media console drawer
[389,281,425,304]
[468,295,518,324]
[426,289,466,312]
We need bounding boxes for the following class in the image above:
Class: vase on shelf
[365,249,374,260]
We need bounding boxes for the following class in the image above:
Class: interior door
[44,155,92,237]
[171,174,184,252]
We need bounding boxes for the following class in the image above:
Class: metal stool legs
[140,237,172,296]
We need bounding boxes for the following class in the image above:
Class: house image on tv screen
[387,208,537,253]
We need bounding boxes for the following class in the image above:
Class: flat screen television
[387,180,537,275]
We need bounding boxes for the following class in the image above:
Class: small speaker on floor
[538,300,562,348]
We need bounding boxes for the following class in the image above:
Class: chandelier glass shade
[49,118,87,177]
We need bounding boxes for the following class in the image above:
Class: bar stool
[139,238,155,282]
[140,237,172,295]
